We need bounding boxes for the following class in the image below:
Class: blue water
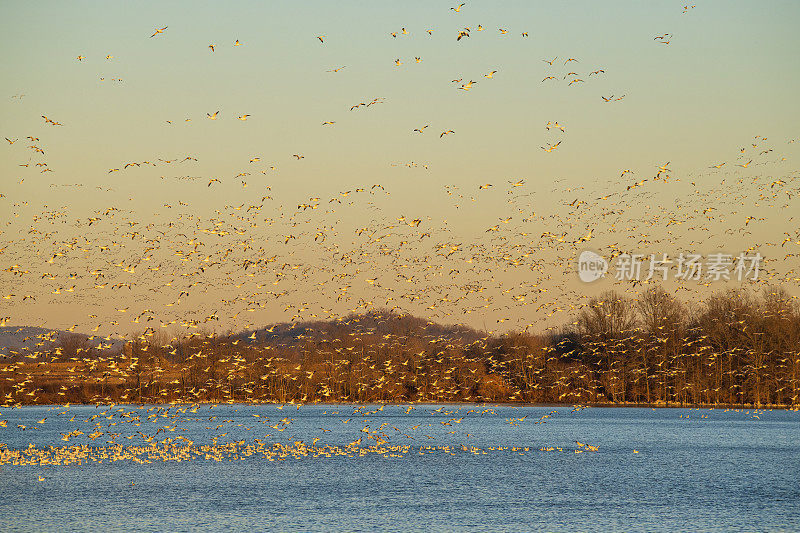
[1,404,798,532]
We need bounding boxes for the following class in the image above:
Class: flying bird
[542,141,562,153]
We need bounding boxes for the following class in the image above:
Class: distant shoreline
[2,400,796,410]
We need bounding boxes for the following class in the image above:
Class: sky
[1,0,799,338]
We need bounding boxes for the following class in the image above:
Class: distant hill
[231,311,485,347]
[0,326,124,357]
[0,311,478,359]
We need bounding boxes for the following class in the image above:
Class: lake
[1,404,798,532]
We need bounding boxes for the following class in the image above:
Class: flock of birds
[1,3,798,345]
[0,402,778,471]
[0,403,604,468]
[0,401,774,470]
[2,133,795,338]
[1,2,799,475]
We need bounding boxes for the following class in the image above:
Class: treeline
[1,286,799,407]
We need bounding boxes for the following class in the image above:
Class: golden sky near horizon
[1,1,799,339]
